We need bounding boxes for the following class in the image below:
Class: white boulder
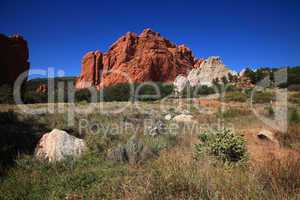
[35,129,87,162]
[174,75,189,93]
[173,114,195,123]
[165,114,172,120]
[257,129,279,146]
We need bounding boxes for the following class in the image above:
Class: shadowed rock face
[0,34,30,86]
[75,28,199,89]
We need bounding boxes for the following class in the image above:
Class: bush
[288,107,300,124]
[101,82,174,102]
[75,89,92,102]
[195,129,248,163]
[23,91,48,104]
[180,85,216,98]
[101,83,133,101]
[134,82,174,101]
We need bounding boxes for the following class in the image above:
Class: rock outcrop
[257,129,279,147]
[174,75,189,94]
[187,56,234,87]
[174,56,236,92]
[75,51,103,89]
[76,29,197,89]
[0,34,30,86]
[107,136,155,164]
[35,129,87,162]
[36,84,48,93]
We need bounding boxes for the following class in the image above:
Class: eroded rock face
[187,56,233,87]
[76,29,197,89]
[174,75,189,93]
[0,34,30,86]
[35,129,87,162]
[75,51,103,89]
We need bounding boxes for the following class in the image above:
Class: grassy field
[0,92,300,199]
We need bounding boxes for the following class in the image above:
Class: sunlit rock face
[187,56,233,87]
[75,29,197,89]
[35,129,87,162]
[75,50,103,89]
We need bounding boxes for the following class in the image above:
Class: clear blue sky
[1,0,299,77]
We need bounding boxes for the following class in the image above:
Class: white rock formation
[35,129,87,162]
[239,68,247,77]
[187,56,232,87]
[174,75,189,93]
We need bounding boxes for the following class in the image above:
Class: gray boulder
[107,145,128,163]
[107,136,155,164]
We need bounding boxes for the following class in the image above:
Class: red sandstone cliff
[76,29,201,89]
[0,34,30,86]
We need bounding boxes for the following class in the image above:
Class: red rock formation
[36,84,48,93]
[75,51,103,89]
[76,29,199,89]
[193,59,205,68]
[0,34,30,86]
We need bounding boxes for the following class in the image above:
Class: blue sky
[1,0,299,77]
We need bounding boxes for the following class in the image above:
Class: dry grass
[255,154,300,198]
[277,124,300,149]
[1,93,300,199]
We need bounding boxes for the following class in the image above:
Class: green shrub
[23,91,48,104]
[101,83,133,101]
[195,129,248,164]
[288,107,300,124]
[75,89,92,102]
[180,85,216,97]
[134,82,174,101]
[101,82,174,102]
